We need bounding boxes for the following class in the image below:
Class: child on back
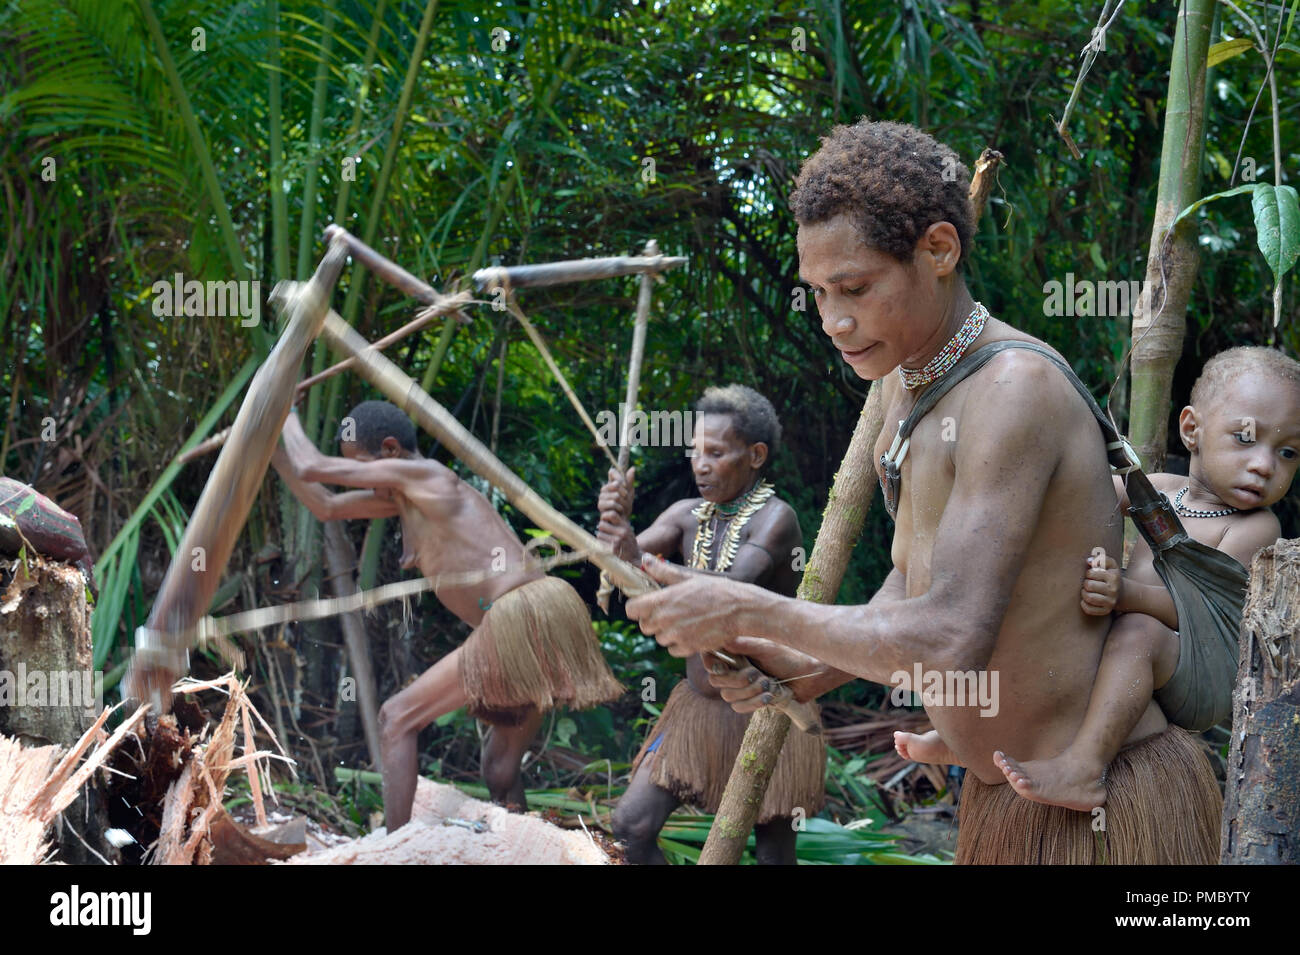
[898,346,1300,810]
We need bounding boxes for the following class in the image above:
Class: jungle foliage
[2,0,1297,857]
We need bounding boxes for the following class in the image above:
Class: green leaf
[1251,184,1300,283]
[1207,37,1254,68]
[1168,183,1257,233]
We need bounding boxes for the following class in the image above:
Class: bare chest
[874,391,958,585]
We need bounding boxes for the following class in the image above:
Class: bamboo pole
[1127,0,1214,471]
[473,252,687,290]
[324,522,384,769]
[315,306,820,732]
[618,240,659,468]
[323,224,472,321]
[698,149,1005,865]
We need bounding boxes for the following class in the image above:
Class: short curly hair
[789,119,974,268]
[1190,346,1300,407]
[341,400,418,454]
[695,384,781,461]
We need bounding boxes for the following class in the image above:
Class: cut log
[1220,538,1300,863]
[0,555,116,863]
[283,778,608,865]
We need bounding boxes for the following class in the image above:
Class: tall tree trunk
[1220,539,1300,863]
[1126,0,1214,470]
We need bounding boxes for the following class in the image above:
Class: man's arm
[271,446,400,522]
[273,412,411,520]
[722,499,803,586]
[629,351,1069,686]
[709,568,907,706]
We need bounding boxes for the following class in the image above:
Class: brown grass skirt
[459,576,624,727]
[954,725,1221,864]
[631,681,826,824]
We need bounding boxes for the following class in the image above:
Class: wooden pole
[697,384,884,865]
[1221,538,1300,863]
[323,224,471,322]
[473,252,686,291]
[125,236,350,710]
[323,522,384,769]
[596,239,658,612]
[617,239,659,469]
[698,149,1004,865]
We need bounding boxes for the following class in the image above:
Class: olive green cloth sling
[879,339,1247,732]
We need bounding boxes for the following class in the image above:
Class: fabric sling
[879,339,1247,732]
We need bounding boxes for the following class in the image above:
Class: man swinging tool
[272,400,622,829]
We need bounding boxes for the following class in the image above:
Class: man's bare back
[272,410,539,624]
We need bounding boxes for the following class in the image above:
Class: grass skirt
[954,725,1221,864]
[459,576,623,726]
[632,680,825,824]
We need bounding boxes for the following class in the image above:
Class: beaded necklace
[898,302,989,391]
[690,480,775,572]
[1174,485,1238,519]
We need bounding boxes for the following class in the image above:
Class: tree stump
[0,556,117,862]
[1220,538,1300,863]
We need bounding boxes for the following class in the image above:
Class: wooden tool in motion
[124,236,349,711]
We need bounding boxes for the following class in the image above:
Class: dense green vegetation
[2,0,1296,860]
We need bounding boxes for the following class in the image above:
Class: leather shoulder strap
[898,340,1128,470]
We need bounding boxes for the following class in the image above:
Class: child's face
[1181,374,1300,509]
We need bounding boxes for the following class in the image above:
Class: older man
[625,120,1221,864]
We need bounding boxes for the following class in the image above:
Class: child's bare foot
[993,750,1107,811]
[894,729,960,765]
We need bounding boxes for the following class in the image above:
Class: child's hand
[1080,552,1120,616]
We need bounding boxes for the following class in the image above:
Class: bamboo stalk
[699,149,1004,865]
[473,252,687,291]
[1127,0,1214,471]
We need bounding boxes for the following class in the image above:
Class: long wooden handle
[127,236,350,707]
